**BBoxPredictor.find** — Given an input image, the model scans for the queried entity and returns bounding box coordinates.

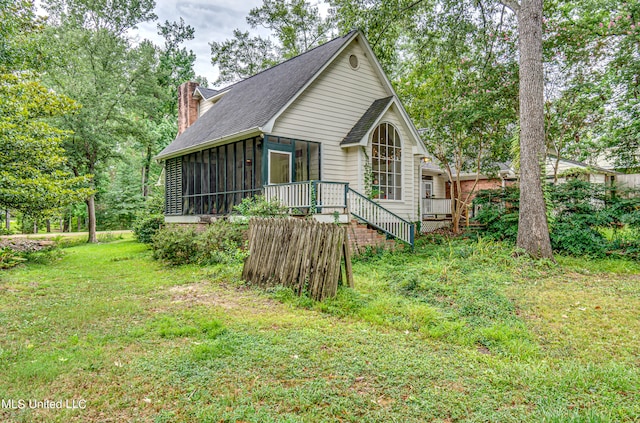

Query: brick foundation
[346,220,398,254]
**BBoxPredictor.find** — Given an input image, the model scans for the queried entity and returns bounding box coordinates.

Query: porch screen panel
[165,157,183,215]
[235,141,244,206]
[226,143,235,214]
[245,140,254,195]
[194,151,202,214]
[177,137,267,216]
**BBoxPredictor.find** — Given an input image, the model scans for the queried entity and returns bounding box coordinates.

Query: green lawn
[0,236,638,422]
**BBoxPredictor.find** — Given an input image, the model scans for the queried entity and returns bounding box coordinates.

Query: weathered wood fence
[242,218,353,301]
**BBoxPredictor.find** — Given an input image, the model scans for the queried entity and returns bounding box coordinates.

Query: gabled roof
[546,155,619,175]
[195,86,218,100]
[157,31,358,159]
[341,96,393,146]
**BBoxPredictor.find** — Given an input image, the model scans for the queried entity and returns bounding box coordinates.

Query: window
[371,122,401,200]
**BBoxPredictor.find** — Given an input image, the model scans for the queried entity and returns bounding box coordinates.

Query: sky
[133,0,266,85]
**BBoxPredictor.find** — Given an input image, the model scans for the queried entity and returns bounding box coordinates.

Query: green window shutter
[165,157,183,215]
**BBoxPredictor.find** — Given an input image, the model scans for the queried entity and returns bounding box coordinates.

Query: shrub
[233,195,287,217]
[0,248,26,269]
[473,181,640,257]
[132,214,164,244]
[196,220,247,265]
[151,220,247,266]
[473,186,519,242]
[151,225,200,265]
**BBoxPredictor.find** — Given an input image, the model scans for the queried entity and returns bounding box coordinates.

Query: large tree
[211,0,335,86]
[42,0,158,242]
[397,0,518,233]
[0,0,89,220]
[500,0,554,258]
[332,0,554,257]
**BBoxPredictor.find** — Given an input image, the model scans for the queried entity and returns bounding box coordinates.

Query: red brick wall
[446,178,504,201]
[177,81,200,135]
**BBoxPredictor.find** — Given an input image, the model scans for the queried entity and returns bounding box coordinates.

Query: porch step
[347,220,398,254]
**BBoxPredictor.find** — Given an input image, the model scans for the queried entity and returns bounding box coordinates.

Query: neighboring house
[418,160,514,221]
[418,155,621,227]
[544,155,618,185]
[156,31,428,245]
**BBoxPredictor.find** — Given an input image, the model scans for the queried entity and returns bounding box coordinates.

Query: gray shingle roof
[195,86,218,100]
[340,96,393,146]
[158,31,358,159]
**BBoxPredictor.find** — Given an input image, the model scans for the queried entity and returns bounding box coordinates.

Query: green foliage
[247,0,334,59]
[151,220,247,266]
[210,0,334,85]
[0,72,92,217]
[0,248,27,269]
[196,221,247,265]
[0,239,61,269]
[151,225,199,265]
[473,186,520,242]
[209,29,277,85]
[474,182,640,258]
[132,214,164,244]
[233,195,288,217]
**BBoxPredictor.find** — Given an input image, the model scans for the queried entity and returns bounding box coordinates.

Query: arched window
[371,122,401,200]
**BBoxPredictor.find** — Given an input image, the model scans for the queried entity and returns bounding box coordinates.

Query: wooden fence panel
[242,218,353,301]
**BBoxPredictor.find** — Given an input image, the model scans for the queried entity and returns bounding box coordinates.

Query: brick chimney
[177,81,200,135]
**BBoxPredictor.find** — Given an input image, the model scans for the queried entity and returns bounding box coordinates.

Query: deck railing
[421,198,452,216]
[264,181,348,212]
[348,188,414,246]
[264,181,414,247]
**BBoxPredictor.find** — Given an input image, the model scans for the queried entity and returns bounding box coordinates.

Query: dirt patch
[168,282,279,313]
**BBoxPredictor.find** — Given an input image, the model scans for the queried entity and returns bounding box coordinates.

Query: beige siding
[433,176,447,198]
[617,174,640,189]
[271,39,389,185]
[370,107,421,221]
[198,99,213,117]
[271,37,423,221]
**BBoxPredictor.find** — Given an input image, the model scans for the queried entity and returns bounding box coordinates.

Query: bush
[0,248,26,269]
[197,220,247,265]
[151,225,200,265]
[132,214,164,244]
[473,181,640,257]
[473,186,520,242]
[151,220,247,266]
[233,195,287,217]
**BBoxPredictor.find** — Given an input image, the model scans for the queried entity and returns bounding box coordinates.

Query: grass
[0,234,638,422]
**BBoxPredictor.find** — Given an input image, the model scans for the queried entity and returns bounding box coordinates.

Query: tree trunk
[86,195,97,243]
[63,217,70,233]
[142,145,152,197]
[5,210,9,231]
[46,219,51,233]
[77,216,81,232]
[516,0,554,259]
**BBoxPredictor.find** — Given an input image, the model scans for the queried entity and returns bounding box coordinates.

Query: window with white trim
[371,122,401,200]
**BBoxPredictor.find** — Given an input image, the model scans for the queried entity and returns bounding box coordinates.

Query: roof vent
[349,54,359,70]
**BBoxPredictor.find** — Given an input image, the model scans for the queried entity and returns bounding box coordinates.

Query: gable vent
[349,54,359,69]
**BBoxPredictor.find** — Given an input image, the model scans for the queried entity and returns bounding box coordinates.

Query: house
[417,154,622,230]
[544,156,618,185]
[156,31,428,245]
